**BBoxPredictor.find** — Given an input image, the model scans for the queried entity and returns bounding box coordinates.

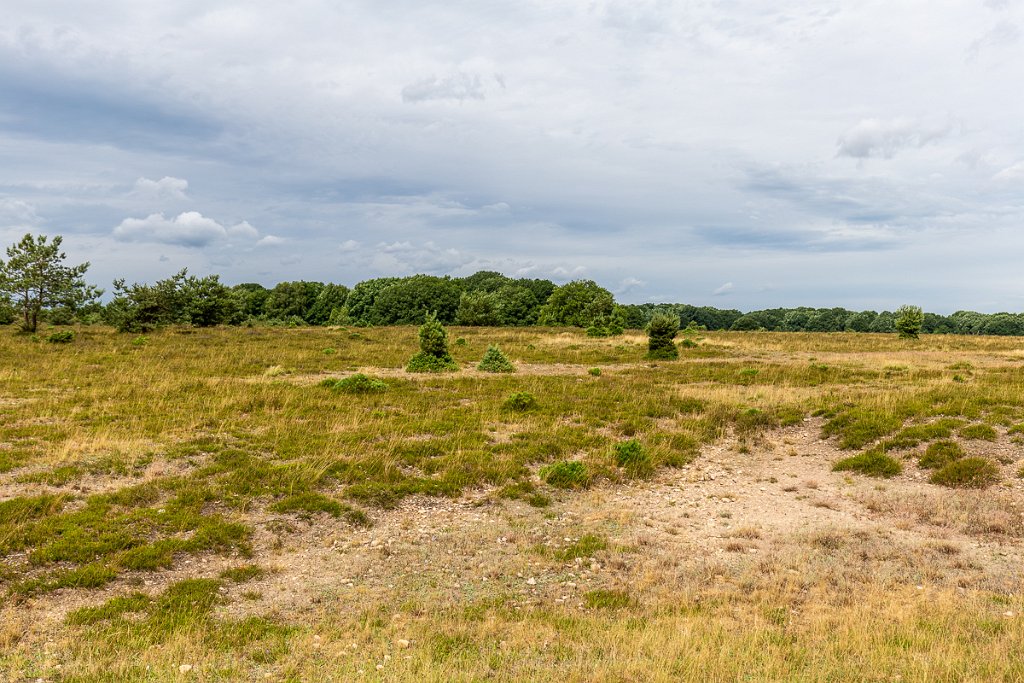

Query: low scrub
[613,439,653,478]
[47,330,74,344]
[918,440,965,469]
[540,460,589,489]
[833,449,902,478]
[958,424,998,441]
[320,374,387,393]
[930,457,1001,489]
[503,391,538,412]
[477,345,515,373]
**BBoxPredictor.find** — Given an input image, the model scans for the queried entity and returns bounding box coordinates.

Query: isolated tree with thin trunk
[0,234,98,333]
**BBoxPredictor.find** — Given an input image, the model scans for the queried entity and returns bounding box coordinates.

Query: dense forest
[3,264,1024,336]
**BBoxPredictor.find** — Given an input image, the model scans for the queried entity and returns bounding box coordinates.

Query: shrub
[320,374,388,393]
[131,335,149,347]
[918,440,965,469]
[540,461,589,488]
[46,330,74,344]
[477,345,515,373]
[833,449,902,478]
[613,439,653,478]
[930,457,1000,488]
[407,312,458,373]
[959,424,997,441]
[895,304,924,339]
[647,313,679,360]
[588,367,601,376]
[503,391,537,411]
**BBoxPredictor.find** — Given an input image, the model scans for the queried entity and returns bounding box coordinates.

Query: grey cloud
[967,20,1021,58]
[401,72,485,103]
[836,118,952,159]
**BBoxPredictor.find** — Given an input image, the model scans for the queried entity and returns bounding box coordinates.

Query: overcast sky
[2,1,1023,312]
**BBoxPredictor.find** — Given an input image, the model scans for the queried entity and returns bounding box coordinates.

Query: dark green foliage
[503,391,537,411]
[305,283,350,325]
[0,233,99,332]
[477,345,515,373]
[647,312,679,359]
[895,305,924,339]
[320,374,388,393]
[107,270,235,331]
[930,457,1000,488]
[370,275,461,325]
[407,312,458,372]
[588,367,602,376]
[613,439,653,478]
[46,329,74,343]
[586,312,625,337]
[540,461,589,488]
[833,449,903,477]
[919,440,967,469]
[959,423,997,441]
[263,281,324,322]
[538,280,615,327]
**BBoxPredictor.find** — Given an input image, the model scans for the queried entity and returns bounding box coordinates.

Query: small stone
[178,664,193,674]
[397,639,411,649]
[526,577,537,586]
[1005,611,1015,618]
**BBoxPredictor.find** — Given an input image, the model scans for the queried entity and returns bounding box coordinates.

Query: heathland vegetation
[2,233,1024,680]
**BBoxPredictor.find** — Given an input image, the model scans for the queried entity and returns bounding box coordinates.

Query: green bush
[613,439,653,478]
[477,345,515,373]
[46,330,74,344]
[833,449,902,478]
[503,391,537,411]
[894,304,924,339]
[540,461,589,489]
[406,312,458,373]
[930,457,1000,488]
[959,424,997,441]
[918,440,965,469]
[320,374,388,393]
[647,313,679,360]
[588,367,601,376]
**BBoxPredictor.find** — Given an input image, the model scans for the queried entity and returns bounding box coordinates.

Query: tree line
[2,232,1023,336]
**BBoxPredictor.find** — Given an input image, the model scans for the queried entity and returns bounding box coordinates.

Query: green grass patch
[540,461,590,489]
[918,440,966,469]
[833,449,903,478]
[555,534,608,561]
[958,424,998,441]
[584,589,632,609]
[320,373,388,393]
[930,458,1001,489]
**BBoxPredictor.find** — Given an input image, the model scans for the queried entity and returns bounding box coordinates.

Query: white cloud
[836,118,952,159]
[131,176,189,200]
[339,239,360,252]
[993,161,1024,181]
[0,199,42,227]
[616,277,645,295]
[712,282,734,296]
[112,211,259,247]
[255,234,285,247]
[228,220,258,239]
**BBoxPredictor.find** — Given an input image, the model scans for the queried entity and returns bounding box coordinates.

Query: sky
[1,1,1023,313]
